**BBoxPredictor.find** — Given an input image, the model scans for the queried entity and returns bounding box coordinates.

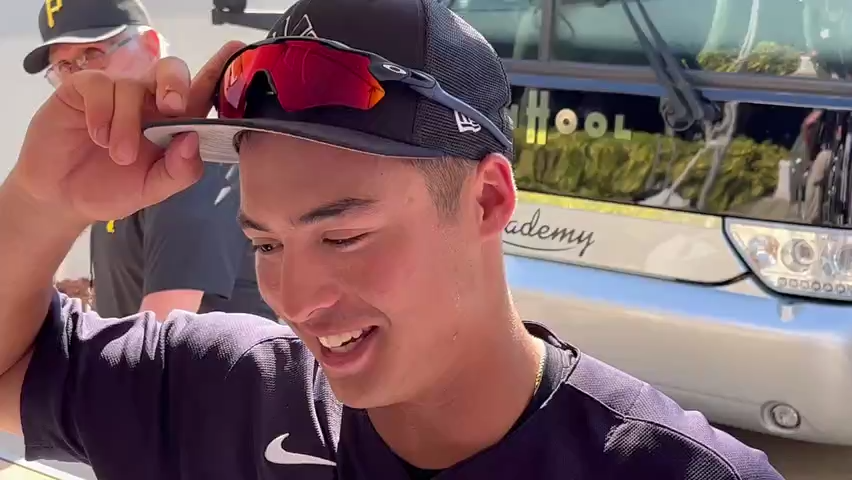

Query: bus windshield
[450,0,852,79]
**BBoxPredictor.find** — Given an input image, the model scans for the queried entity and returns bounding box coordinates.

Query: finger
[151,56,192,116]
[57,70,115,148]
[108,79,148,166]
[139,132,204,206]
[186,41,247,117]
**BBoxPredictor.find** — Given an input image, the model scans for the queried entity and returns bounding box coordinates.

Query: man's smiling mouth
[318,326,377,354]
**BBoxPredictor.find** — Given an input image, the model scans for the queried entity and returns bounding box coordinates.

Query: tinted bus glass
[449,1,852,226]
[508,85,852,224]
[550,0,826,77]
[453,0,852,78]
[444,0,540,59]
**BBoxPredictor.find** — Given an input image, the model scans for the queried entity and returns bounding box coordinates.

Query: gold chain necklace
[533,345,546,394]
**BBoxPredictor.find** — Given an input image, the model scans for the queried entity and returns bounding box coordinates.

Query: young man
[0,0,782,478]
[22,0,274,320]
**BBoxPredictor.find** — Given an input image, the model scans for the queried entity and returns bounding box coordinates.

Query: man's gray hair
[125,25,170,58]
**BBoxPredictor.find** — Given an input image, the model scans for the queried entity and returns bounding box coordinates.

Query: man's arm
[0,180,87,435]
[139,289,203,318]
[9,289,285,469]
[140,164,248,319]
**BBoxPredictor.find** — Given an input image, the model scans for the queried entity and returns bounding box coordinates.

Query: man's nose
[274,251,339,324]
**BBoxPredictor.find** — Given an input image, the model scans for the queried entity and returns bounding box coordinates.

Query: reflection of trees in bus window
[508,85,823,224]
[444,0,541,59]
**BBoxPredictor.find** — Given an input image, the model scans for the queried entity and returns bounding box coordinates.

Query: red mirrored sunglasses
[215,36,511,150]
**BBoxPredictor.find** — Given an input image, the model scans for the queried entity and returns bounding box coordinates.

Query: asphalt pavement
[0,0,850,478]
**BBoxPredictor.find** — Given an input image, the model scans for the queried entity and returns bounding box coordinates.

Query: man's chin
[286,323,397,407]
[326,377,392,409]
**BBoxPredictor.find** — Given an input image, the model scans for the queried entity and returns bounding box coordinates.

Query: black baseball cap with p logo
[22,0,151,74]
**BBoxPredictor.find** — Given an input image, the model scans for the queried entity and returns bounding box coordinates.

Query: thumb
[140,132,203,205]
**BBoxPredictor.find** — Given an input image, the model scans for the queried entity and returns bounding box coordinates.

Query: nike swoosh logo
[264,433,336,466]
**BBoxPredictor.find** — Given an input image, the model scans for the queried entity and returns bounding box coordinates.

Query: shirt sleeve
[141,163,248,298]
[20,290,284,473]
[607,382,783,479]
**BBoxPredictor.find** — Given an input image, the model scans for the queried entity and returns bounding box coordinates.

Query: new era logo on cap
[454,111,482,134]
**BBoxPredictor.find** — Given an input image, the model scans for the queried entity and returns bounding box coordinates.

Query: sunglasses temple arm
[413,85,513,151]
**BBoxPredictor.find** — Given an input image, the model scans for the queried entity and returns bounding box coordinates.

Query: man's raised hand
[9,41,245,227]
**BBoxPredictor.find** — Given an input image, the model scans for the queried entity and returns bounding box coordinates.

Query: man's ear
[473,153,516,240]
[139,29,161,57]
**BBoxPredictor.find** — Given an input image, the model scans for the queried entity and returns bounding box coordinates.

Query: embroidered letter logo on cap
[45,0,64,28]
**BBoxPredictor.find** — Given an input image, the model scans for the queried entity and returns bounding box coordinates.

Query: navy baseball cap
[23,0,151,74]
[143,0,514,163]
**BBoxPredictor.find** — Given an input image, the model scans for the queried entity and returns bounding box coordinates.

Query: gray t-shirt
[90,163,275,320]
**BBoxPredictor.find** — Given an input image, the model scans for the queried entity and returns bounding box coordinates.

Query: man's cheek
[348,249,407,298]
[256,260,282,309]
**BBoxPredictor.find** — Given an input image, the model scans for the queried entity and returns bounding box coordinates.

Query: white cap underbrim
[143,117,444,163]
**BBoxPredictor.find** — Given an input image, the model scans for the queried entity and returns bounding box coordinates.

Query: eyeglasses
[45,35,135,87]
[216,36,512,150]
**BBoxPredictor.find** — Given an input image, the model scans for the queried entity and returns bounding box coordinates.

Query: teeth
[318,328,369,349]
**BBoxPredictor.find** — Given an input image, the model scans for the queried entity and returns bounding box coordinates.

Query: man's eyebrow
[236,198,377,231]
[237,211,272,232]
[298,197,377,225]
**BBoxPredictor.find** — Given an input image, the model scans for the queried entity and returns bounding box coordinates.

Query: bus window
[508,85,821,224]
[446,0,541,59]
[549,0,825,78]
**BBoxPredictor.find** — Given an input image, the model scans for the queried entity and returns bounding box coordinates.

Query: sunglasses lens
[218,40,386,118]
[219,48,259,117]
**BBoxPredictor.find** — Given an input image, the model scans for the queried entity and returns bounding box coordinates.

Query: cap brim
[23,25,128,74]
[143,118,445,164]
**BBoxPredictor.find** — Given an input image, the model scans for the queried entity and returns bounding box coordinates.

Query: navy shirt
[21,293,783,479]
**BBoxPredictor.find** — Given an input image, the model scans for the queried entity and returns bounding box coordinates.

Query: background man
[22,0,275,320]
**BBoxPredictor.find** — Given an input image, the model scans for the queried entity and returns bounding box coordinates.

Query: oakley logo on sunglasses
[454,111,482,134]
[382,64,407,75]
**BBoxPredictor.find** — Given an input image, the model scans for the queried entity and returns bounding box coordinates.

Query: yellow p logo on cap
[45,0,63,28]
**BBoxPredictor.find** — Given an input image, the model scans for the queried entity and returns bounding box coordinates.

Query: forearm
[139,289,204,321]
[0,179,87,376]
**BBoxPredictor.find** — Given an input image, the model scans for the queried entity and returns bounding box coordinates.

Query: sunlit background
[0,0,850,478]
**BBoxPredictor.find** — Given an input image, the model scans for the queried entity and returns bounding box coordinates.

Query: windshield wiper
[594,0,719,131]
